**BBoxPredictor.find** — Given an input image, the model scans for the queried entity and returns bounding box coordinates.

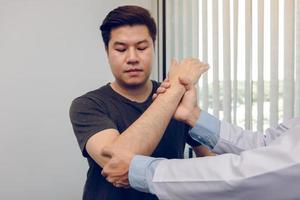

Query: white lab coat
[149,117,300,200]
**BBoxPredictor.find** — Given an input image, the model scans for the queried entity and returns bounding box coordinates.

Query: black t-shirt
[69,80,200,200]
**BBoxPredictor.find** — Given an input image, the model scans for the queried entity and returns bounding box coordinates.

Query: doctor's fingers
[106,175,129,186]
[102,162,128,178]
[112,181,130,188]
[152,80,171,100]
[112,177,130,188]
[152,87,167,100]
[101,164,117,177]
[114,183,130,188]
[101,166,123,178]
[106,175,121,183]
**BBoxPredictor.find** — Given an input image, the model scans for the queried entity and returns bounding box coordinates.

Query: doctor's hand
[153,78,200,127]
[101,147,134,188]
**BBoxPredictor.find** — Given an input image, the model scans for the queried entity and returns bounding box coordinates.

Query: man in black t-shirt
[69,5,209,200]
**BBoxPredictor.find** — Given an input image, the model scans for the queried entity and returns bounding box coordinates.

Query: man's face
[107,25,154,88]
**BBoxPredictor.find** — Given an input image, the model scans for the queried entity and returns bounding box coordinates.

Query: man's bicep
[86,129,120,168]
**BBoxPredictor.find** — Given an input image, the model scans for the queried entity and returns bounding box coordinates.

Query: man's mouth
[125,68,143,73]
[124,68,143,76]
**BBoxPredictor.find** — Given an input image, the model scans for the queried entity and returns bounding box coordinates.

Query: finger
[116,180,129,187]
[164,75,169,82]
[106,175,128,187]
[102,163,117,178]
[152,93,157,100]
[115,177,130,187]
[162,77,170,83]
[156,87,166,94]
[107,177,115,184]
[114,178,129,188]
[101,160,117,177]
[113,182,125,188]
[114,182,129,188]
[101,169,107,177]
[117,174,129,185]
[160,81,171,89]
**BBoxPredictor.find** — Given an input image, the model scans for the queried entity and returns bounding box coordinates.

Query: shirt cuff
[188,111,221,150]
[128,155,164,193]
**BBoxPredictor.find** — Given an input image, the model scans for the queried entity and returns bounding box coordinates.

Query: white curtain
[165,0,300,132]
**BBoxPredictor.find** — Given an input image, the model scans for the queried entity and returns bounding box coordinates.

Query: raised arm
[85,58,208,167]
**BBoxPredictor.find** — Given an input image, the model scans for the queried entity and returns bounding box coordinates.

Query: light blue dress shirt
[128,111,221,193]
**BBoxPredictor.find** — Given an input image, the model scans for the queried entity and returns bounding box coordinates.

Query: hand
[153,78,200,126]
[168,58,209,85]
[101,147,134,188]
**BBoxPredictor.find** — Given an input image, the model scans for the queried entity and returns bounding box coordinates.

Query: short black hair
[100,5,157,49]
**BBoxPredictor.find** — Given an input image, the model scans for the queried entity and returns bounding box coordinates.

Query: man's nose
[126,48,139,65]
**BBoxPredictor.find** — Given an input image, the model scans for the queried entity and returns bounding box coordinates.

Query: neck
[111,80,153,102]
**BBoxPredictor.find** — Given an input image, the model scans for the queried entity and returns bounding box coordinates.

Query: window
[164,0,300,133]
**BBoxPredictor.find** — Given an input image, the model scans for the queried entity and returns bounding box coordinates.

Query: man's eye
[116,49,126,52]
[137,46,147,51]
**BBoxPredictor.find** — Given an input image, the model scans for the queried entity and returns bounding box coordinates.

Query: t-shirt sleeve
[69,96,117,157]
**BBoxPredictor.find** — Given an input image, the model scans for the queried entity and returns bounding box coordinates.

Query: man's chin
[120,79,149,89]
[124,82,146,89]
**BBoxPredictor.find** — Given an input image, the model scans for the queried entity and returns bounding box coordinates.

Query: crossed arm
[101,67,215,187]
[85,59,209,186]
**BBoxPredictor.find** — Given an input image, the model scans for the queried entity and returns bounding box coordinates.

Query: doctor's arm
[129,123,300,200]
[184,110,290,155]
[154,80,285,155]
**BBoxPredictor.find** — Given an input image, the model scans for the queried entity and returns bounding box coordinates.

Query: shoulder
[73,84,112,103]
[69,84,112,114]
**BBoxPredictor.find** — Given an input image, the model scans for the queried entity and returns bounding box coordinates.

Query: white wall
[0,0,154,199]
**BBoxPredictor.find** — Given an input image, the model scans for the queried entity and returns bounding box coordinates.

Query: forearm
[111,80,186,155]
[110,58,208,155]
[89,83,184,168]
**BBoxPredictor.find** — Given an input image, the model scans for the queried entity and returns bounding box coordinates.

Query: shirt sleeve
[188,111,221,150]
[69,96,117,157]
[213,118,296,154]
[128,155,165,193]
[188,111,296,155]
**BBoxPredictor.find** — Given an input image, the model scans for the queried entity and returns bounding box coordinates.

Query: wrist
[185,106,201,127]
[168,78,186,94]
